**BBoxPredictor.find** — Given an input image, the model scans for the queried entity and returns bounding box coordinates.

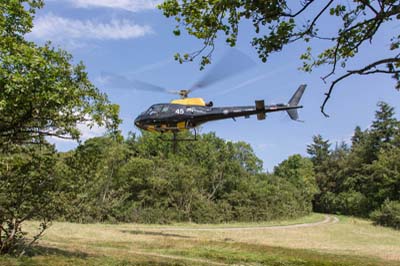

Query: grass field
[1,213,400,266]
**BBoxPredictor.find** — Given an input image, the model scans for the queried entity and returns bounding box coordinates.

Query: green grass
[0,246,201,266]
[1,213,400,266]
[0,254,196,266]
[158,240,399,266]
[1,240,397,266]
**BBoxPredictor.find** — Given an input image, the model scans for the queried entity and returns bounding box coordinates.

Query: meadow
[1,213,400,266]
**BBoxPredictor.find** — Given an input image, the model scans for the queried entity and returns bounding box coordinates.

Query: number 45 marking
[175,109,184,115]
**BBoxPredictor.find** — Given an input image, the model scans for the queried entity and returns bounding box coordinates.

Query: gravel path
[145,215,338,231]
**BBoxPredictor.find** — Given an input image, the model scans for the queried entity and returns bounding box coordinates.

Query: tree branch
[321,57,400,117]
[359,0,379,15]
[282,0,315,17]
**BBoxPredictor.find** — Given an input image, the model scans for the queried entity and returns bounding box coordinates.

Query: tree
[0,1,120,145]
[371,102,399,145]
[273,154,318,213]
[307,135,335,211]
[354,102,400,164]
[0,1,120,254]
[60,136,128,223]
[364,145,400,209]
[0,144,63,255]
[159,1,400,115]
[351,126,365,145]
[307,135,331,166]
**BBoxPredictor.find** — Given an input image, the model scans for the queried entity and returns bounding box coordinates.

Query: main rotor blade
[100,72,172,93]
[191,49,256,91]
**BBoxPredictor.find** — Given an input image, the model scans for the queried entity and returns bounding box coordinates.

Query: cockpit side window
[161,105,169,113]
[146,104,163,115]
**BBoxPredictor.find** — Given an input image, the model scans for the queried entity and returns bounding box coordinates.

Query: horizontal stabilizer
[287,109,299,121]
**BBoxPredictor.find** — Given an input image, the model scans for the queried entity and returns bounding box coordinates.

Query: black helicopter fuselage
[134,84,306,133]
[134,103,301,133]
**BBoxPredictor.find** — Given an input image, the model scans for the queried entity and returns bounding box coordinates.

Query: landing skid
[158,128,198,142]
[158,128,198,153]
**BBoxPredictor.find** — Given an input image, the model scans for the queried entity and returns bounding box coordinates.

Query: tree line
[308,102,400,228]
[1,131,317,254]
[54,132,317,224]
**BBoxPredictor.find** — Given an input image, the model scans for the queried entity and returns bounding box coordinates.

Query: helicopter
[134,84,306,141]
[101,49,306,142]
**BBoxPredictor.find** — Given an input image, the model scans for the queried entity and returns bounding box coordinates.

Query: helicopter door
[160,105,171,116]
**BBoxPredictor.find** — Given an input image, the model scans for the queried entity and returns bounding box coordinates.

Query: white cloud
[47,123,107,146]
[31,13,153,41]
[79,123,108,140]
[64,0,161,12]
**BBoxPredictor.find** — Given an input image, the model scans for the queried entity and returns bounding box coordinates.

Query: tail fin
[287,84,306,121]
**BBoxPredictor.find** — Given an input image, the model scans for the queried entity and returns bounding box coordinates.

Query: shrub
[370,200,400,230]
[0,145,64,255]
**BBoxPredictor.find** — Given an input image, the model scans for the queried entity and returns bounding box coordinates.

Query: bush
[0,145,64,255]
[370,200,400,230]
[337,191,369,216]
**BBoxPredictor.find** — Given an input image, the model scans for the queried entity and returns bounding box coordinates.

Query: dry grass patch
[173,216,400,261]
[5,214,400,266]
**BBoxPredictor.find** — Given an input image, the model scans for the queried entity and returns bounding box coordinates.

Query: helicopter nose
[134,116,142,129]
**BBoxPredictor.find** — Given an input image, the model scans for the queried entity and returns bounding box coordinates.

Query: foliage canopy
[0,0,120,145]
[159,0,400,115]
[58,132,316,224]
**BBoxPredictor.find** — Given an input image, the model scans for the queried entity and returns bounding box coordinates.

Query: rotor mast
[179,90,190,99]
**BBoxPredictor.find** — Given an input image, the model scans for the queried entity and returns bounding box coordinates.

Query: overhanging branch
[321,57,400,117]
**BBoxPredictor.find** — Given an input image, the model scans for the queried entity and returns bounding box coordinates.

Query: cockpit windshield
[145,104,167,115]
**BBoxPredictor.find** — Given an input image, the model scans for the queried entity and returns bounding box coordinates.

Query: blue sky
[29,1,400,171]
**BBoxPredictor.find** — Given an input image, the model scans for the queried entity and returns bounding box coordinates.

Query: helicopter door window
[161,105,169,113]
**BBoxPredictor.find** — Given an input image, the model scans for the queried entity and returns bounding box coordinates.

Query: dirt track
[142,215,338,231]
